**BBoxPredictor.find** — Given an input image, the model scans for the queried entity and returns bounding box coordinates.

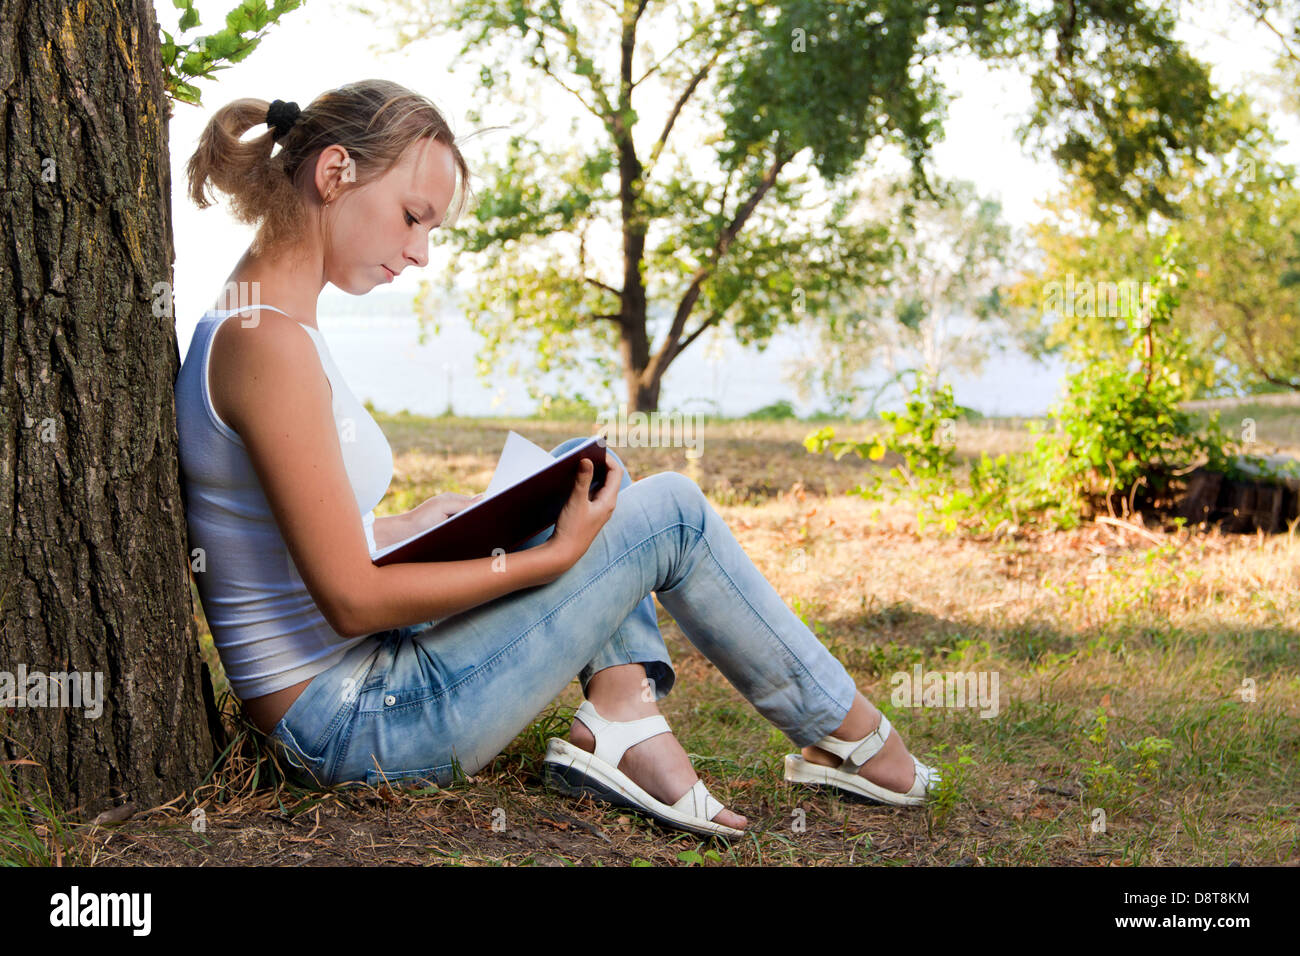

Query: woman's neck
[218,244,324,328]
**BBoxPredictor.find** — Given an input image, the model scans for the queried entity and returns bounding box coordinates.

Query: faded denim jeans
[267,437,859,789]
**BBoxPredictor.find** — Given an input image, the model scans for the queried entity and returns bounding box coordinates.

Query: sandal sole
[543,738,745,839]
[783,753,938,807]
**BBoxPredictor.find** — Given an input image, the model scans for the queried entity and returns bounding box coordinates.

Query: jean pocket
[269,718,335,787]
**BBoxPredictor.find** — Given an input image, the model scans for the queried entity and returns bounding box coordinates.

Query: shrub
[743,399,799,421]
[805,235,1279,534]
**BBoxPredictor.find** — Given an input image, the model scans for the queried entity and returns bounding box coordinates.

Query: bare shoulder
[208,315,321,435]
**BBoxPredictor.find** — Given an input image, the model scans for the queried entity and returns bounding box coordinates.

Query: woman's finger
[575,458,593,492]
[595,454,622,506]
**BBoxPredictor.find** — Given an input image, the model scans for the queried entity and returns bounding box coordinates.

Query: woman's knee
[551,435,634,488]
[633,470,708,520]
[549,436,589,456]
[604,446,633,488]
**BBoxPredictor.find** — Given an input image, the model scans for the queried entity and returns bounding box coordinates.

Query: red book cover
[371,433,609,565]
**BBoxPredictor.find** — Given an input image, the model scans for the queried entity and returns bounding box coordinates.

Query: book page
[369,432,599,562]
[483,431,556,497]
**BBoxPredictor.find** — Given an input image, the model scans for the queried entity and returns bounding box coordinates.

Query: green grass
[5,409,1297,865]
[0,741,81,866]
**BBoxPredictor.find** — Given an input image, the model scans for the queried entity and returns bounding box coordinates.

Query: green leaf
[180,49,210,75]
[204,31,241,60]
[225,42,257,64]
[173,81,202,105]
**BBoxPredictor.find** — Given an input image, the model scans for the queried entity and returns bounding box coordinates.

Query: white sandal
[783,711,941,807]
[543,700,745,839]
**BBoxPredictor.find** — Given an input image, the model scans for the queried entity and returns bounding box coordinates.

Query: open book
[370,431,609,566]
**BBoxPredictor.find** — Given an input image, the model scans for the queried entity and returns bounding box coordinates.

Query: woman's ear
[314,144,354,204]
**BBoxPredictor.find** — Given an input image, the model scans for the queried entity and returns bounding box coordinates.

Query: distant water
[177,289,1068,419]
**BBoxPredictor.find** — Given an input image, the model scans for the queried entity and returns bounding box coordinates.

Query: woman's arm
[371,513,412,551]
[343,458,618,638]
[214,318,611,640]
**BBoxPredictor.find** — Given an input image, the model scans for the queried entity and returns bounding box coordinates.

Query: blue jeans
[267,437,859,789]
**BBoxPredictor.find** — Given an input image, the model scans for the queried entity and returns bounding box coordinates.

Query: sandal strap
[908,756,939,796]
[574,700,672,770]
[813,712,892,773]
[670,779,726,823]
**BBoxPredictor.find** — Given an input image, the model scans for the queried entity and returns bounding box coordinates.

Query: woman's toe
[715,807,747,830]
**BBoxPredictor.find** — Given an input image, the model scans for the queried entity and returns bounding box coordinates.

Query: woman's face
[318,136,458,294]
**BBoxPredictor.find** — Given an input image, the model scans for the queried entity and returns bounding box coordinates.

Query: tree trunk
[618,302,663,413]
[0,0,219,819]
[620,340,662,414]
[627,376,662,414]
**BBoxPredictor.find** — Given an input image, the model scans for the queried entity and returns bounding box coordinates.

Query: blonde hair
[185,79,478,257]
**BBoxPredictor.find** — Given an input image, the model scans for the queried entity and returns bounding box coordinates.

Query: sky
[159,0,1300,410]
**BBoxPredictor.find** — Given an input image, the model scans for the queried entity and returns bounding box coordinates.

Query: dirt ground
[15,414,1300,866]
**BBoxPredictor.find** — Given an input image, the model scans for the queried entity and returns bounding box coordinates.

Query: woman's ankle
[828,693,878,741]
[585,663,656,719]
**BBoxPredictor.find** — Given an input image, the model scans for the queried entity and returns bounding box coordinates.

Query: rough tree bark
[0,0,220,819]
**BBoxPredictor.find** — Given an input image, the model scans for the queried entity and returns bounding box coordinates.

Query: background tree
[784,176,1017,416]
[1011,94,1300,395]
[362,0,1235,413]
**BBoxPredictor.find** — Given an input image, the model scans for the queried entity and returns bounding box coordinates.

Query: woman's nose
[404,240,429,270]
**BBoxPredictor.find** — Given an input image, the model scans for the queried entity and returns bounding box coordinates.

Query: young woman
[175,79,939,839]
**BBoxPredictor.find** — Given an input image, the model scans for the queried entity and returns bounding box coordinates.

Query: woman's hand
[411,491,484,530]
[545,452,623,570]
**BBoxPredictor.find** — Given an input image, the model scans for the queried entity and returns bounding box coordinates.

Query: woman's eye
[404,210,418,226]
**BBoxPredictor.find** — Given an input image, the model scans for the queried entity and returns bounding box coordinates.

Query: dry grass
[11,412,1299,866]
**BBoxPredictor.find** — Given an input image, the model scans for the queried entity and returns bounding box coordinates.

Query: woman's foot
[800,692,921,795]
[570,665,748,831]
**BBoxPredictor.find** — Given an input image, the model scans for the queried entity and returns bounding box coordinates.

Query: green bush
[804,374,970,532]
[1027,239,1236,510]
[805,235,1278,534]
[743,399,799,421]
[532,393,601,421]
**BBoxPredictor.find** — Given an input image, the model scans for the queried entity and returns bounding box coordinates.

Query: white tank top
[175,304,394,700]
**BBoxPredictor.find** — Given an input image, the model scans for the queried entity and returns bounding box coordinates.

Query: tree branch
[1231,0,1300,64]
[632,16,717,88]
[536,51,607,120]
[1231,298,1300,389]
[646,48,722,172]
[529,16,618,125]
[648,145,794,380]
[585,275,623,297]
[673,310,725,360]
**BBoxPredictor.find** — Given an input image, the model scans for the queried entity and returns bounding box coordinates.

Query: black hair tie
[266,99,301,141]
